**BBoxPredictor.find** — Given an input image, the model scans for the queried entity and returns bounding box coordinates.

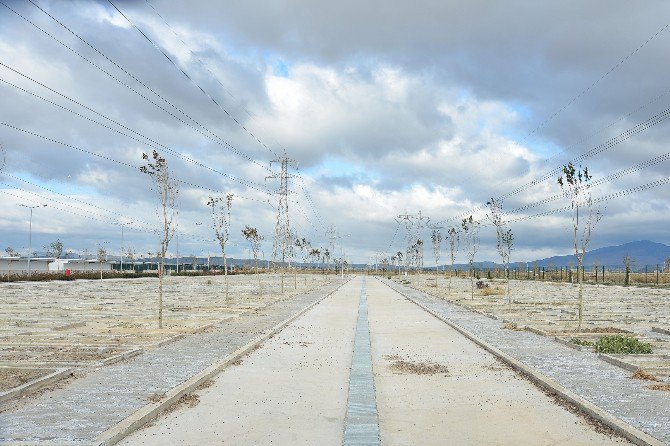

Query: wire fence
[448,264,670,287]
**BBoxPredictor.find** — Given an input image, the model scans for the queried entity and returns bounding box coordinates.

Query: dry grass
[480,286,505,296]
[631,369,659,382]
[577,327,631,334]
[503,322,524,331]
[148,392,166,403]
[648,384,670,391]
[384,355,449,375]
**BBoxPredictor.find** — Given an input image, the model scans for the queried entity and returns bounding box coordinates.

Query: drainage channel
[343,278,380,446]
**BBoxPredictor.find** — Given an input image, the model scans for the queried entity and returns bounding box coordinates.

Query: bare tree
[323,248,331,273]
[558,162,602,331]
[124,247,136,272]
[207,194,233,302]
[242,225,264,292]
[447,228,459,295]
[623,255,634,286]
[487,198,514,303]
[396,251,403,275]
[295,237,311,285]
[45,239,64,259]
[665,257,670,273]
[309,247,321,273]
[431,229,442,287]
[5,247,19,257]
[140,150,179,329]
[461,215,480,299]
[97,247,106,280]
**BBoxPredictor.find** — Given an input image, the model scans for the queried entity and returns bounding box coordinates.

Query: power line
[3,0,275,177]
[110,0,280,159]
[435,103,670,225]
[0,68,269,193]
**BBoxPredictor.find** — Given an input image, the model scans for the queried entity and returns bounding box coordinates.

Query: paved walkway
[121,276,361,446]
[0,279,346,444]
[121,276,630,445]
[383,278,670,445]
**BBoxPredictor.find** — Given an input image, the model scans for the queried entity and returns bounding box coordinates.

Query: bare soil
[384,355,450,375]
[0,368,51,392]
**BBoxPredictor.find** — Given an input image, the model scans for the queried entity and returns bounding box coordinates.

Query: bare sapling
[242,225,264,293]
[323,248,331,275]
[140,150,178,329]
[447,227,459,295]
[461,215,480,299]
[45,239,64,259]
[430,228,442,287]
[309,247,321,277]
[207,194,233,302]
[97,246,106,280]
[558,162,602,331]
[623,255,633,286]
[487,198,514,303]
[295,237,311,286]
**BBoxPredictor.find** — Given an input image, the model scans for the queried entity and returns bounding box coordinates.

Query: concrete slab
[366,278,631,445]
[119,277,362,446]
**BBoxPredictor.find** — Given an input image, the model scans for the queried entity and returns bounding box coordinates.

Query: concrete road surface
[121,276,630,445]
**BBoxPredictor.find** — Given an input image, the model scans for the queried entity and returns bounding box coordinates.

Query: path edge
[95,278,351,446]
[383,278,665,446]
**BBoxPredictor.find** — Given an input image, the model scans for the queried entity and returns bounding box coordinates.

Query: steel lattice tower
[267,152,296,268]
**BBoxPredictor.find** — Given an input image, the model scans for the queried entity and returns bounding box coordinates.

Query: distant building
[0,257,52,274]
[0,257,113,275]
[50,259,112,272]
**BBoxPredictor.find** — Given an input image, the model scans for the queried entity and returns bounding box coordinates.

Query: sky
[0,0,669,265]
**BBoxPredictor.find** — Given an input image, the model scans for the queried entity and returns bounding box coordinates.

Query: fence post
[657,264,660,286]
[645,265,648,283]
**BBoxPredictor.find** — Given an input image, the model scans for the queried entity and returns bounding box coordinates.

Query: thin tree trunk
[159,254,164,329]
[223,249,229,303]
[506,263,510,304]
[578,258,583,331]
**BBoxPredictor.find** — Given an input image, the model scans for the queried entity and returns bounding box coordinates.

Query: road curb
[94,278,351,446]
[0,367,73,405]
[384,279,665,446]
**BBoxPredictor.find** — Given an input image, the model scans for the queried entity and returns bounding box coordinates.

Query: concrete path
[119,276,632,445]
[120,277,362,445]
[0,279,345,444]
[367,277,629,445]
[383,278,670,444]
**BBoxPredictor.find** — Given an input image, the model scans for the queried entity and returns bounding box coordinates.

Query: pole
[28,207,33,277]
[176,234,179,273]
[121,225,124,273]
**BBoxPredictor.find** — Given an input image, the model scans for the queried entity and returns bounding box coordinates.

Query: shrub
[570,338,594,347]
[595,335,652,354]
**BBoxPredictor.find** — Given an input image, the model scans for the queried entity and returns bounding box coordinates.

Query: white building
[0,257,113,275]
[49,259,112,272]
[0,257,52,274]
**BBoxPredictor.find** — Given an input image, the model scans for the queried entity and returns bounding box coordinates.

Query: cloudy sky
[1,0,669,264]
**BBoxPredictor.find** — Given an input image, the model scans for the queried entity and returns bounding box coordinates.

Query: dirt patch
[48,347,123,362]
[168,393,200,411]
[148,392,166,403]
[196,379,214,390]
[503,322,524,331]
[0,368,51,392]
[648,384,670,391]
[574,327,631,334]
[384,355,449,375]
[631,369,659,382]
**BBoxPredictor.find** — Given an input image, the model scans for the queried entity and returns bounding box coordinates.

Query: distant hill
[532,240,670,268]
